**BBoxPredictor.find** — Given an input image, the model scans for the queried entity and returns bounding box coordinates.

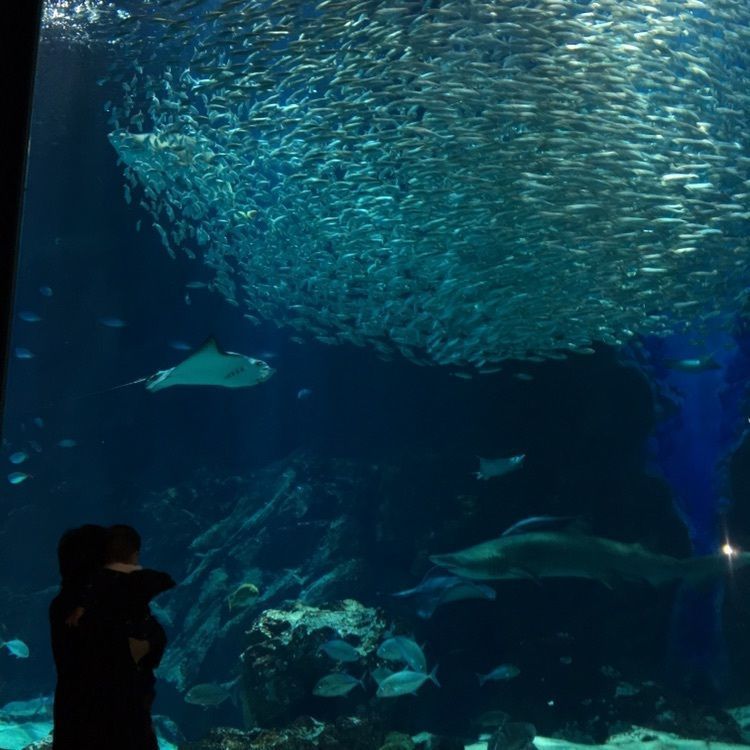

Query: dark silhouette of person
[50,524,175,750]
[50,524,107,750]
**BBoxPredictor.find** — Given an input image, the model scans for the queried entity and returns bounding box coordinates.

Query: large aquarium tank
[3,0,750,748]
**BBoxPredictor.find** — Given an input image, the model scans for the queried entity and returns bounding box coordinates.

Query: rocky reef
[177,717,468,750]
[179,716,383,750]
[149,453,388,695]
[80,448,747,749]
[239,600,387,727]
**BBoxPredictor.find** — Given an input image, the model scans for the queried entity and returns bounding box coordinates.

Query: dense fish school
[48,0,750,368]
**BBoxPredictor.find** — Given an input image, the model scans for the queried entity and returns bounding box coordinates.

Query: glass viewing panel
[1,1,750,749]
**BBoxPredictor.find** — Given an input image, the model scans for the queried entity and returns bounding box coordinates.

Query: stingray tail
[56,375,152,404]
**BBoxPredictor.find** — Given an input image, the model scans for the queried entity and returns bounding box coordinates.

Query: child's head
[105,524,141,565]
[58,525,107,586]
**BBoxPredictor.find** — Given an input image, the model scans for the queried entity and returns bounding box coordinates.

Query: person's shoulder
[134,567,175,584]
[132,566,167,576]
[130,567,177,595]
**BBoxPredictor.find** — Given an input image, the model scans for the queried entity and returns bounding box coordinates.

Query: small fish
[98,317,127,328]
[477,664,520,686]
[474,454,525,480]
[370,666,394,686]
[664,355,721,372]
[185,281,208,289]
[1,639,30,658]
[0,694,53,718]
[8,452,28,465]
[377,637,427,673]
[560,656,573,665]
[312,672,365,697]
[8,472,31,485]
[376,666,439,698]
[39,286,53,297]
[227,582,259,610]
[17,311,42,323]
[169,340,193,351]
[318,639,360,663]
[57,439,78,448]
[296,387,313,400]
[32,418,44,429]
[28,440,42,453]
[184,678,238,707]
[14,348,34,360]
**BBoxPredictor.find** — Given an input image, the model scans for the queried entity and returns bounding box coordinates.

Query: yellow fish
[227,582,260,610]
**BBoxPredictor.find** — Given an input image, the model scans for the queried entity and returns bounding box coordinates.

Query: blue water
[1,24,750,750]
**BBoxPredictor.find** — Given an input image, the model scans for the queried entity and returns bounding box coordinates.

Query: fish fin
[429,664,440,688]
[222,675,242,707]
[509,568,542,585]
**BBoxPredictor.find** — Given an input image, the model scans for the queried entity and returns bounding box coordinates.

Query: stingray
[67,338,275,402]
[141,338,274,392]
[145,337,274,391]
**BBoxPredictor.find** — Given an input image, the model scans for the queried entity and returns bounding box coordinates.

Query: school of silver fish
[46,0,750,370]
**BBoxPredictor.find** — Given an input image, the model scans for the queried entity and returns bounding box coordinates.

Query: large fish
[146,338,274,392]
[429,531,750,588]
[391,574,496,618]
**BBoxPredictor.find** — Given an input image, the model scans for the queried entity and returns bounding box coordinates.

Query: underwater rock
[487,722,537,750]
[240,599,388,727]
[179,726,253,750]
[597,681,742,743]
[156,453,382,693]
[179,715,385,750]
[726,707,750,744]
[411,733,464,750]
[538,670,744,746]
[378,731,415,750]
[298,558,367,604]
[21,737,52,750]
[531,727,750,750]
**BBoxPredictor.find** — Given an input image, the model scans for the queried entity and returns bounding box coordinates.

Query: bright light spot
[722,542,736,558]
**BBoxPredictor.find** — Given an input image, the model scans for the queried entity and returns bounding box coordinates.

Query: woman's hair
[57,524,107,586]
[104,524,141,564]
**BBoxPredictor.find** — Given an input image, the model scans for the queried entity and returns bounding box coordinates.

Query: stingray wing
[146,337,274,391]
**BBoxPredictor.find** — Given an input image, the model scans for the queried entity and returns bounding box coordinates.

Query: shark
[429,530,750,588]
